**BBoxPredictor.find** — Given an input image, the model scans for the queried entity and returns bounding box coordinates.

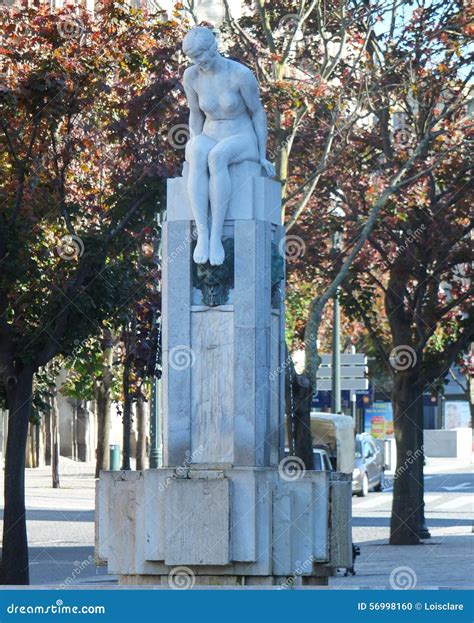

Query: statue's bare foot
[209,234,225,266]
[193,235,209,264]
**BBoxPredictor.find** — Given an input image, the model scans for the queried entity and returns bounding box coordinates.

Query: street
[0,457,472,588]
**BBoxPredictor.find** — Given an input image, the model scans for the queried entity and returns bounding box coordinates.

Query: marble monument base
[96,467,351,585]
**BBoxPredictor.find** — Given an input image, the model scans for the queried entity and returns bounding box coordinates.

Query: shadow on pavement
[353,517,472,528]
[0,509,94,522]
[27,546,109,586]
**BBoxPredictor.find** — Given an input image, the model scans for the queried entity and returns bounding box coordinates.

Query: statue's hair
[182,27,217,55]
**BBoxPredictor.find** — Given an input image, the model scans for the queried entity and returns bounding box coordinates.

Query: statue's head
[182,27,218,71]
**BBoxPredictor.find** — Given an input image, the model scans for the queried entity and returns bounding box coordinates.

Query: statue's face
[185,45,216,71]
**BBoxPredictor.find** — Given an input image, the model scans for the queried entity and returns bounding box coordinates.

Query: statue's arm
[239,69,275,177]
[183,68,204,138]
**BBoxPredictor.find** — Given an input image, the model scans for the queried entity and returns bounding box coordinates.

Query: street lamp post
[149,211,163,469]
[331,229,342,414]
[149,375,161,468]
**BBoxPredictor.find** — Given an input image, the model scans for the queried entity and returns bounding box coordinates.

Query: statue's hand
[260,158,276,178]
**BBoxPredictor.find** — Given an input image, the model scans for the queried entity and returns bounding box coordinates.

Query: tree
[287,1,472,542]
[0,2,181,583]
[338,112,472,543]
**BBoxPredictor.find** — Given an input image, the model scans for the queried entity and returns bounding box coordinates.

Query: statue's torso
[189,60,256,141]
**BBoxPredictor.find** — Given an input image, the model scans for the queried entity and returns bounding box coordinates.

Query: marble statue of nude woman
[182,27,275,266]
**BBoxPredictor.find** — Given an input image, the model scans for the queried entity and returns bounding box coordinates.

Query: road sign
[317,379,368,391]
[320,354,366,364]
[317,353,368,391]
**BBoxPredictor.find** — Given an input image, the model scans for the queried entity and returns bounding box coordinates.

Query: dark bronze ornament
[271,241,284,307]
[192,238,234,307]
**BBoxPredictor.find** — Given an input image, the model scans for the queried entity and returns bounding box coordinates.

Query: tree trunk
[37,420,45,468]
[121,358,132,471]
[1,368,35,585]
[389,372,424,545]
[25,423,34,468]
[95,387,111,478]
[136,395,147,471]
[51,395,60,489]
[417,423,430,539]
[95,336,113,479]
[286,366,315,470]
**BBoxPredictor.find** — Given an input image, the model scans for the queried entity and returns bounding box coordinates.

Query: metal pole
[149,377,161,468]
[350,346,357,421]
[149,210,163,469]
[332,286,341,413]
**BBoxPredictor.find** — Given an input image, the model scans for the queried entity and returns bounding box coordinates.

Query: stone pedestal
[162,161,285,469]
[96,162,352,585]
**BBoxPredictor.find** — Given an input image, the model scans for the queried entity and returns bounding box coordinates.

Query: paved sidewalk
[423,456,473,475]
[329,526,473,589]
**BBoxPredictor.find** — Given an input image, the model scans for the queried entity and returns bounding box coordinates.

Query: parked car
[313,445,333,471]
[283,445,333,471]
[352,433,385,496]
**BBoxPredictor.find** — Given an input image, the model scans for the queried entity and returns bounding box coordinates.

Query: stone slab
[164,476,230,566]
[106,471,143,575]
[95,473,110,563]
[312,476,330,562]
[272,472,330,575]
[191,308,234,463]
[161,220,192,467]
[330,477,352,569]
